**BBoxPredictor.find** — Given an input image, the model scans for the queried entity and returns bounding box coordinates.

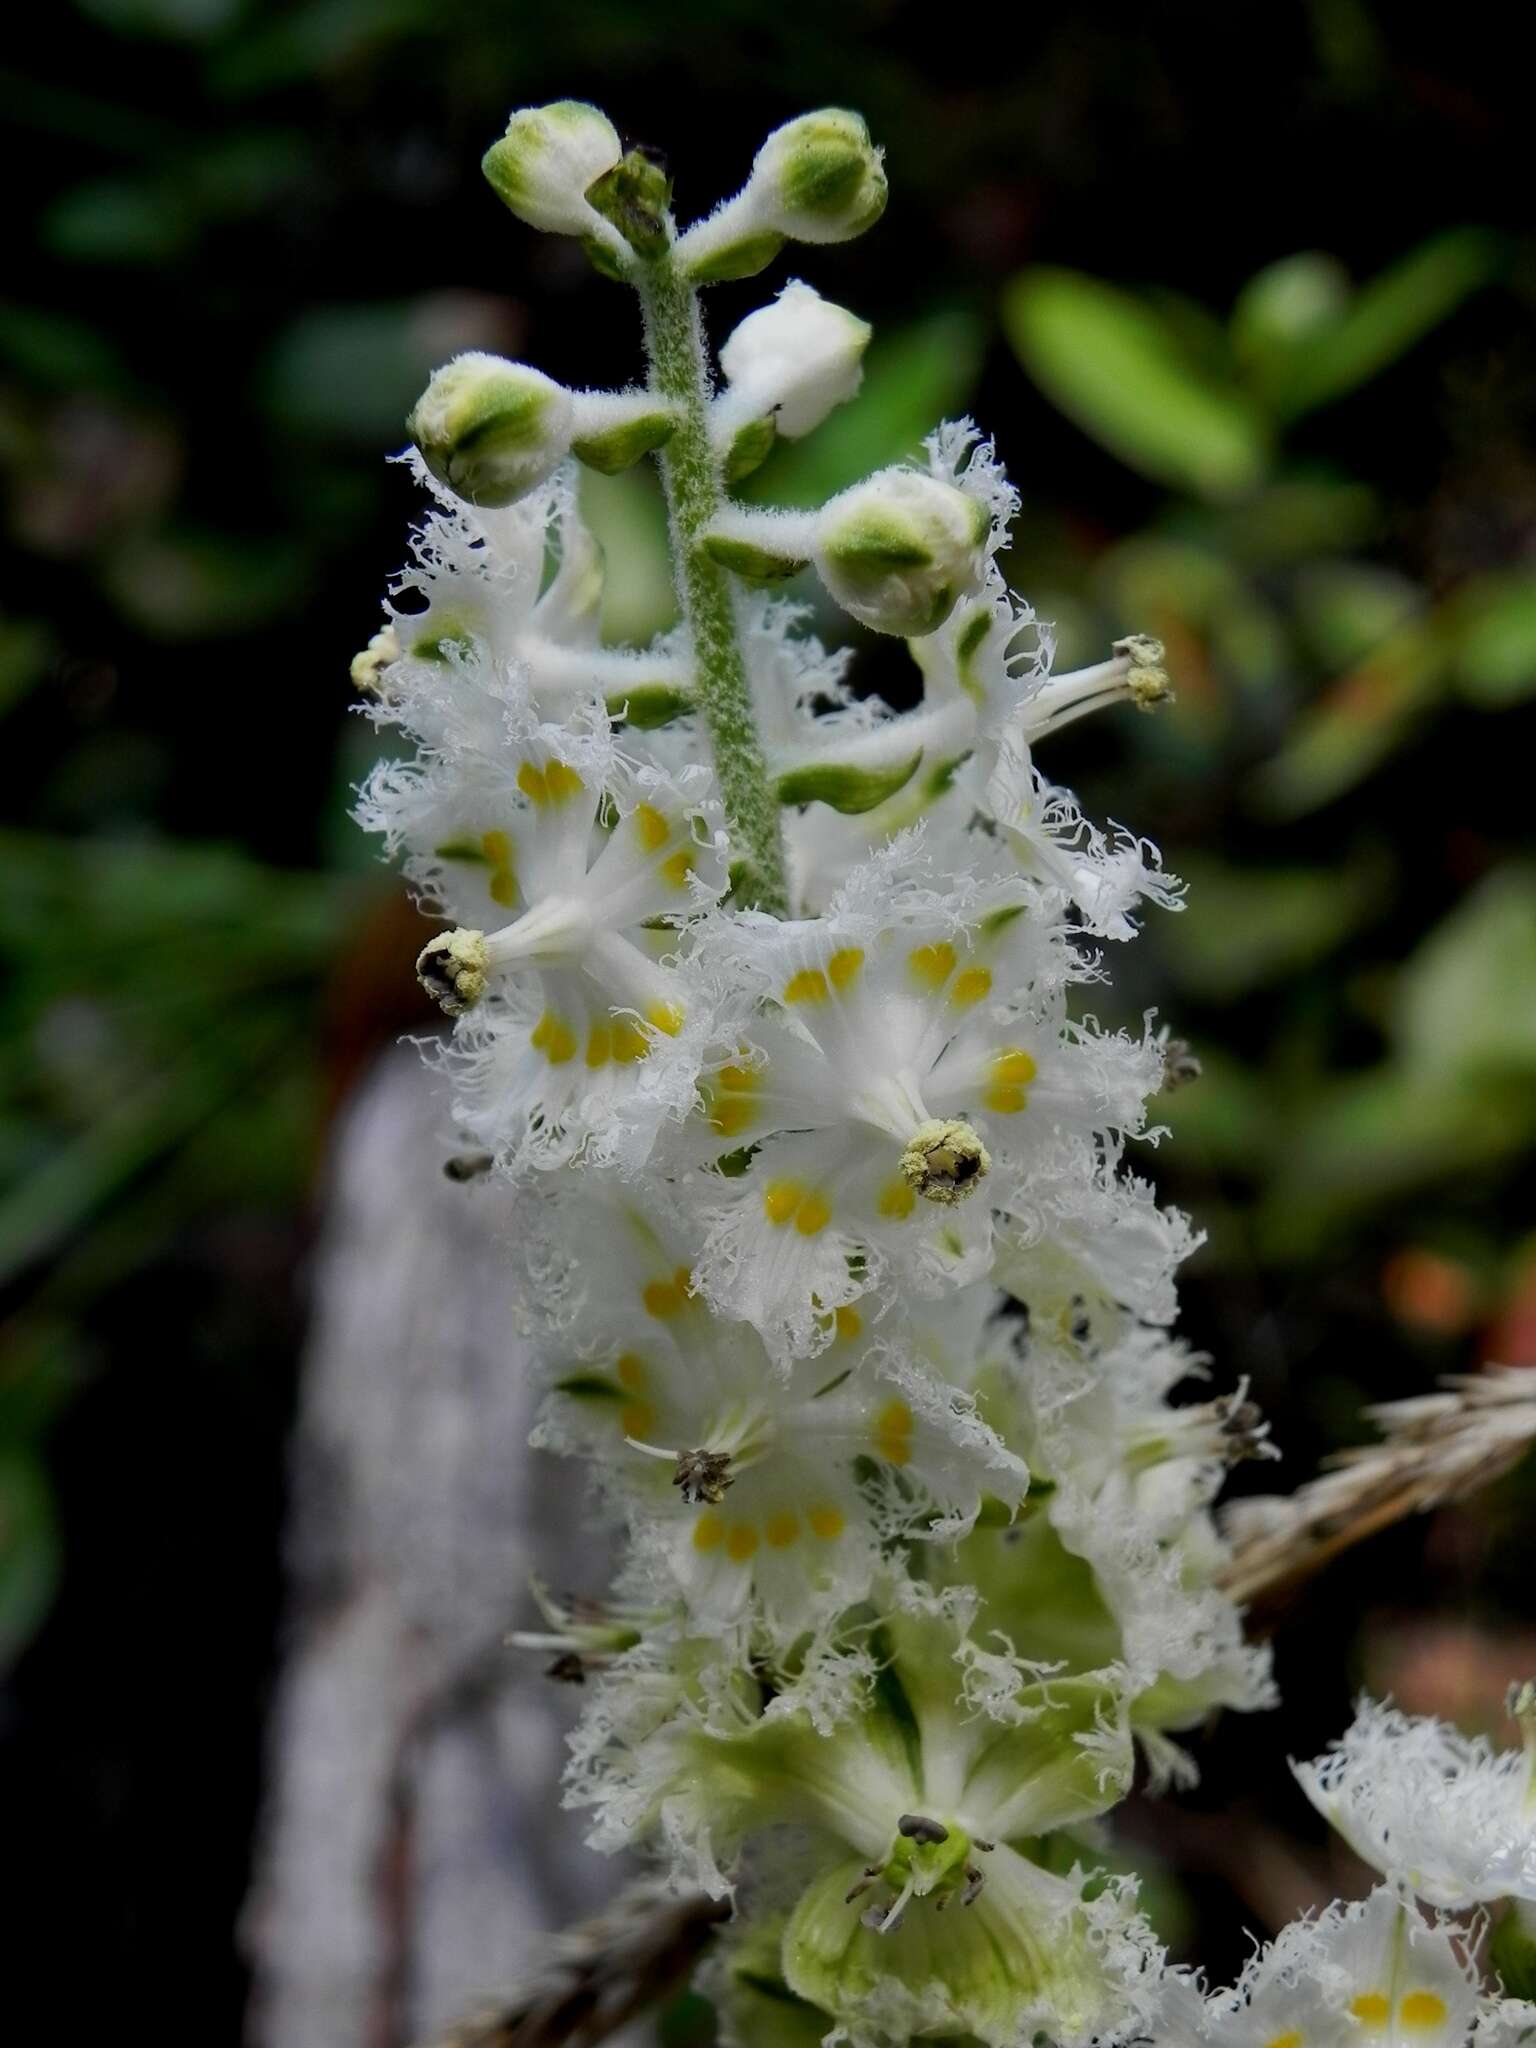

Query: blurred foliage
[1,0,1534,2031]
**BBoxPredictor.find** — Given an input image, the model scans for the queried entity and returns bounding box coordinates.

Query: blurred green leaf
[0,301,130,392]
[1248,618,1448,817]
[1293,562,1421,669]
[1159,853,1385,999]
[1002,268,1269,499]
[745,312,984,509]
[0,616,51,718]
[43,179,195,265]
[0,1452,59,1671]
[1263,229,1503,420]
[1397,868,1536,1083]
[100,530,310,636]
[1450,572,1536,706]
[1231,252,1351,390]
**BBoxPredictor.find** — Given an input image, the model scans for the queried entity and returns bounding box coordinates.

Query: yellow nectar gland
[710,1062,759,1138]
[612,1016,652,1064]
[585,1021,613,1067]
[907,941,956,992]
[1401,1994,1448,2029]
[693,1510,724,1552]
[517,758,584,806]
[878,1177,916,1220]
[764,1509,800,1548]
[660,849,695,888]
[633,802,670,851]
[873,1398,914,1465]
[762,1180,832,1235]
[480,829,518,908]
[620,1400,655,1438]
[615,1354,647,1390]
[827,947,864,991]
[530,1011,577,1064]
[1262,2035,1303,2048]
[834,1304,862,1341]
[807,1505,845,1540]
[1351,1993,1391,2026]
[950,965,991,1007]
[724,1521,760,1562]
[646,1001,685,1036]
[985,1047,1037,1115]
[642,1267,693,1318]
[783,967,828,1005]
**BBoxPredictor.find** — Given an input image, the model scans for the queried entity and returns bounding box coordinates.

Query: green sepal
[704,533,809,585]
[725,415,778,485]
[775,749,923,815]
[585,149,672,259]
[1491,1905,1536,1999]
[572,411,677,474]
[434,837,491,863]
[605,682,695,730]
[684,230,787,285]
[581,232,632,282]
[552,1371,625,1402]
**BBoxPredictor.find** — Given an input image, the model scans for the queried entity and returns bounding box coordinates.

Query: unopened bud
[718,282,870,439]
[749,110,887,245]
[408,354,573,508]
[812,469,988,637]
[481,101,622,239]
[416,928,488,1015]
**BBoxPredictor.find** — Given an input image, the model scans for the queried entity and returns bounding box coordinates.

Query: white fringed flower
[1205,1886,1480,2048]
[1295,1692,1536,1909]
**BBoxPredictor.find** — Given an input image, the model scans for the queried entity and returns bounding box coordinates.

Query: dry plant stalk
[1220,1365,1536,1610]
[421,1881,729,2048]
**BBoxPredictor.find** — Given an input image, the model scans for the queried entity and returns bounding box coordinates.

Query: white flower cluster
[352,101,1536,2048]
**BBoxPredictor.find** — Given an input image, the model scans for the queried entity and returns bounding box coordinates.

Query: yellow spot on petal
[615,1354,646,1390]
[717,1063,757,1092]
[710,1096,756,1138]
[1262,2036,1303,2048]
[764,1509,800,1548]
[693,1511,724,1552]
[795,1190,832,1236]
[763,1180,803,1227]
[530,1012,576,1064]
[660,849,694,888]
[834,1305,862,1341]
[878,1178,916,1220]
[783,968,828,1005]
[619,1401,654,1438]
[873,1398,914,1464]
[585,1021,612,1068]
[481,829,518,907]
[611,1016,651,1063]
[827,947,864,991]
[633,802,670,851]
[646,1000,685,1036]
[724,1521,759,1562]
[808,1505,845,1540]
[1402,1993,1448,2029]
[642,1275,686,1318]
[950,965,992,1007]
[908,942,956,992]
[544,759,584,803]
[1350,1993,1390,2026]
[517,761,548,804]
[985,1046,1037,1114]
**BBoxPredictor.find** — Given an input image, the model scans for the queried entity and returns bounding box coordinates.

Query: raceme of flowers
[352,98,1536,2048]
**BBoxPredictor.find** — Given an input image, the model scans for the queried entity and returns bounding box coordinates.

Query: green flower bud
[811,469,989,636]
[718,281,871,440]
[481,101,622,239]
[408,354,573,508]
[749,110,887,245]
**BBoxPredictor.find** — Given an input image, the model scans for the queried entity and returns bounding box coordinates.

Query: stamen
[896,1813,949,1844]
[899,1118,991,1205]
[442,1150,494,1181]
[673,1447,735,1505]
[416,928,489,1015]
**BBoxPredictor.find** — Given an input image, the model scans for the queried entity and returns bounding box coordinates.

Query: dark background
[3,0,1535,2033]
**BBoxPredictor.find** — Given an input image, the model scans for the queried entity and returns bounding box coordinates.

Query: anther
[961,1864,986,1905]
[1159,1037,1202,1090]
[416,928,489,1015]
[898,1119,991,1206]
[1112,633,1171,709]
[673,1448,734,1505]
[545,1652,586,1683]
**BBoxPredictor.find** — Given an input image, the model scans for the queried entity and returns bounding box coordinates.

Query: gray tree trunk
[243,1047,624,2048]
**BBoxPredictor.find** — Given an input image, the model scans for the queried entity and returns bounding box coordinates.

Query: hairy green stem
[637,254,789,916]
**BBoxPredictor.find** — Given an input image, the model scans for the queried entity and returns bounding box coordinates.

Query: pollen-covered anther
[673,1447,734,1506]
[350,623,398,695]
[898,1118,991,1205]
[1159,1035,1202,1090]
[545,1651,586,1683]
[1112,632,1172,709]
[1215,1393,1271,1462]
[442,1150,495,1181]
[416,928,489,1015]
